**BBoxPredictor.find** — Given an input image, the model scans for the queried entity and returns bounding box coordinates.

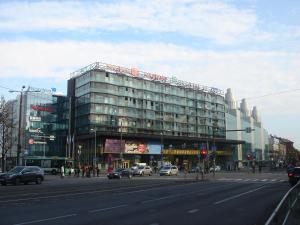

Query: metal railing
[265,181,300,225]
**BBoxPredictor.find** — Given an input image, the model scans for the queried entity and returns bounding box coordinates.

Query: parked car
[131,163,146,171]
[209,165,221,172]
[107,168,132,179]
[160,165,179,176]
[0,166,44,186]
[133,165,152,176]
[288,167,300,186]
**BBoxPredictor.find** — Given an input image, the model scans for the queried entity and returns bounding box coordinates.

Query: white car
[209,165,221,172]
[159,165,179,176]
[133,165,153,176]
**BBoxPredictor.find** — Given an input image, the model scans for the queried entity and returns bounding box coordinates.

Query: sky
[0,0,299,148]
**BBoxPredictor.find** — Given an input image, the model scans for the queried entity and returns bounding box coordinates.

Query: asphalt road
[0,172,290,225]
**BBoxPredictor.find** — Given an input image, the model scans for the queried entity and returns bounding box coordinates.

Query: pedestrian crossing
[216,178,286,183]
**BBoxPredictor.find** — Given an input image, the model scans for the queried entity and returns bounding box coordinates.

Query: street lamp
[90,128,97,167]
[120,121,123,168]
[160,132,164,163]
[9,86,40,166]
[78,145,82,166]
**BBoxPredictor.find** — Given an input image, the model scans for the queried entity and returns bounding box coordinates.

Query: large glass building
[9,87,69,170]
[68,62,242,170]
[225,88,269,168]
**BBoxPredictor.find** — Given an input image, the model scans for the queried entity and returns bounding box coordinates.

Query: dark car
[0,166,44,186]
[107,168,132,179]
[288,167,300,186]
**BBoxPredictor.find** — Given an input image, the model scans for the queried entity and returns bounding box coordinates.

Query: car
[209,165,221,172]
[131,163,146,171]
[159,165,179,176]
[107,168,132,179]
[0,166,44,186]
[133,165,152,176]
[288,167,300,186]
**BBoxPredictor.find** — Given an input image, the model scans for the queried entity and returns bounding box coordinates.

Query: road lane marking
[188,209,199,214]
[89,204,128,213]
[0,183,169,203]
[214,186,266,205]
[142,191,202,204]
[13,214,77,225]
[262,179,268,182]
[271,179,276,182]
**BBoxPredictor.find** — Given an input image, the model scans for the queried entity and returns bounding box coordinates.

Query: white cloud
[1,39,299,112]
[0,0,257,45]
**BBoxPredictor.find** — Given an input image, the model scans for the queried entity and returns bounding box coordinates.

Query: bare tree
[0,96,13,172]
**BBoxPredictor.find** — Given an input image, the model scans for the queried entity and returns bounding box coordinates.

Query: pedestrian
[68,165,72,176]
[258,161,262,173]
[82,165,85,177]
[60,165,65,178]
[96,166,100,177]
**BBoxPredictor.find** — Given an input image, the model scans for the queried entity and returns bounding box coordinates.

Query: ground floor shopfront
[75,134,243,171]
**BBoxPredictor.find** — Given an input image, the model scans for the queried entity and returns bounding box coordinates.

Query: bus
[24,156,74,175]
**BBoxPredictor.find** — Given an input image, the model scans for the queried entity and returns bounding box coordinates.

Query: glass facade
[225,107,269,163]
[74,70,226,138]
[20,88,69,160]
[68,62,236,169]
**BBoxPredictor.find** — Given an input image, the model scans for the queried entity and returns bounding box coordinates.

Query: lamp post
[160,132,164,164]
[9,86,40,166]
[120,121,123,168]
[78,145,82,166]
[90,128,97,167]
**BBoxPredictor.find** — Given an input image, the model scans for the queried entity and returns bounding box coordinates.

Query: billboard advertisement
[105,139,162,155]
[104,139,124,153]
[147,142,161,155]
[124,141,148,154]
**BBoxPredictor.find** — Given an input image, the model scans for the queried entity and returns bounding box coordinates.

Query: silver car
[160,165,179,176]
[133,165,153,176]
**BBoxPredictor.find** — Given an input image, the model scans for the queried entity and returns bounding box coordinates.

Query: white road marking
[14,214,77,225]
[271,179,277,182]
[142,190,203,204]
[188,209,199,214]
[261,179,268,182]
[252,179,258,181]
[0,183,166,203]
[89,204,128,213]
[214,186,266,205]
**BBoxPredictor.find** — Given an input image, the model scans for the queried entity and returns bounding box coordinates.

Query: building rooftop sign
[70,62,224,96]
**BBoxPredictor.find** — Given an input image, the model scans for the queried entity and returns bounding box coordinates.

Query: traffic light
[200,150,207,159]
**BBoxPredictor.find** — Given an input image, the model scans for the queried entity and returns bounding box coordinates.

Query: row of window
[75,103,225,122]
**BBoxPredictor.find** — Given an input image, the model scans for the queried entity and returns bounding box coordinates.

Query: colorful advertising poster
[104,139,124,153]
[147,142,161,155]
[124,141,148,154]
